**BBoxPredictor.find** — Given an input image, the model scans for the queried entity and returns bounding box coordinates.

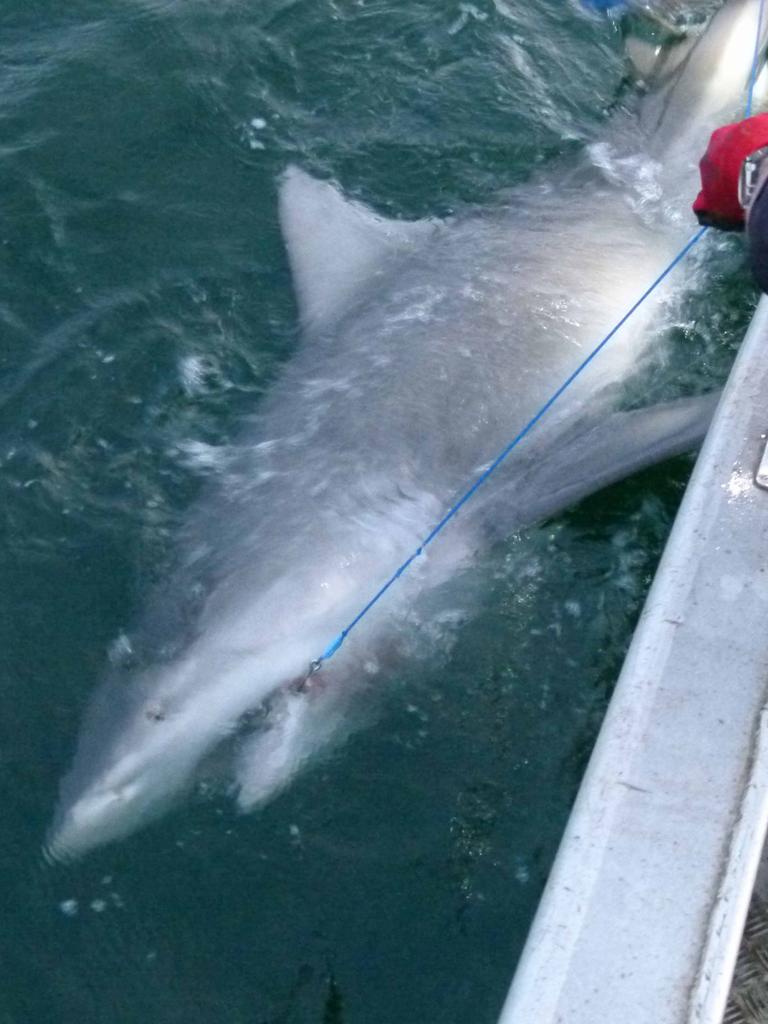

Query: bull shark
[46,0,768,860]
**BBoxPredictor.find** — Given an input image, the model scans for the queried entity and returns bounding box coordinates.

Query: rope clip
[293,658,323,694]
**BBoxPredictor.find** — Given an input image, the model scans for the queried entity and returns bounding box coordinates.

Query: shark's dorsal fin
[278,166,436,332]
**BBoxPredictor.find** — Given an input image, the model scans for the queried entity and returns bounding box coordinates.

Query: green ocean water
[0,1,759,1021]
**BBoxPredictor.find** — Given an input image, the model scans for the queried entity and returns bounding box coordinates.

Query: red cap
[693,114,768,229]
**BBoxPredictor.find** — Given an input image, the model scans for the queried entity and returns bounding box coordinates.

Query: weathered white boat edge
[498,296,768,1024]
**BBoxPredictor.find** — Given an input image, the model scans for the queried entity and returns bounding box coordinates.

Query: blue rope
[747,0,767,117]
[308,3,766,675]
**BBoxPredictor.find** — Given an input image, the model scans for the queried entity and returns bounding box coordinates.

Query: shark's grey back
[181,166,680,608]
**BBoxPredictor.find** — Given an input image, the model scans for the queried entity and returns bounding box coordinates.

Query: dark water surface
[0,1,758,1021]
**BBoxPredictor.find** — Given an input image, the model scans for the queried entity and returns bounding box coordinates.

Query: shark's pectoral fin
[233,685,348,812]
[278,166,438,333]
[234,692,310,812]
[497,391,721,531]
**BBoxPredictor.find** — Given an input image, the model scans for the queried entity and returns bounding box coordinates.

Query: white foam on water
[174,439,233,474]
[179,355,208,396]
[108,632,134,667]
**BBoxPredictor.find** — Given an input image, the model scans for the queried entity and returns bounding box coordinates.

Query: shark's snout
[45,780,148,862]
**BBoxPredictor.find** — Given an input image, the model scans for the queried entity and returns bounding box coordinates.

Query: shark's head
[45,753,177,862]
[45,594,357,861]
[45,676,209,861]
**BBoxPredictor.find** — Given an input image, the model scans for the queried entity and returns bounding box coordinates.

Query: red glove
[693,114,768,231]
